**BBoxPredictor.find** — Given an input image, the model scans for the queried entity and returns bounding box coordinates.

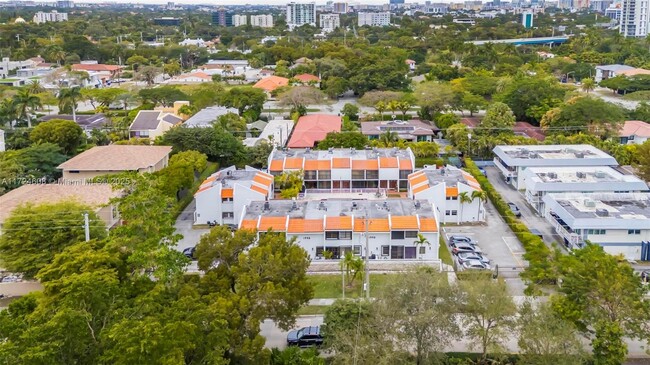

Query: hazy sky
[2,0,411,6]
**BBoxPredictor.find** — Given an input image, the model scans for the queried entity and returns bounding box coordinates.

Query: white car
[462,259,491,270]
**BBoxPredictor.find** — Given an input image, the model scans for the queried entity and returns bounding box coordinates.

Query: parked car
[507,203,522,217]
[478,167,487,176]
[287,326,324,347]
[183,246,196,260]
[462,259,491,270]
[457,252,490,266]
[449,235,473,243]
[641,270,650,284]
[449,236,478,248]
[452,243,482,255]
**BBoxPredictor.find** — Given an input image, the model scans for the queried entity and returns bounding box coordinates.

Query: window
[446,196,458,201]
[304,171,317,180]
[315,247,324,257]
[451,210,458,216]
[445,210,451,216]
[381,245,389,256]
[326,231,338,240]
[69,170,80,174]
[405,231,418,238]
[222,197,233,202]
[352,170,365,179]
[353,245,361,255]
[391,231,405,240]
[318,170,331,180]
[419,246,426,255]
[628,229,641,235]
[222,212,234,218]
[587,229,606,235]
[326,231,352,240]
[340,231,352,240]
[366,170,379,179]
[399,170,411,179]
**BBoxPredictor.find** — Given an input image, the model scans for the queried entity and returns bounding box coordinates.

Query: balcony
[493,158,516,178]
[548,213,584,249]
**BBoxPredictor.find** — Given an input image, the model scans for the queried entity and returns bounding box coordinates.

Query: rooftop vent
[305,147,311,153]
[318,201,327,211]
[350,147,356,154]
[441,168,445,175]
[352,202,358,210]
[576,172,586,179]
[548,172,557,179]
[594,171,606,178]
[584,199,596,208]
[291,201,297,211]
[595,208,609,217]
[575,152,585,158]
[264,201,270,211]
[328,147,333,154]
[414,201,421,209]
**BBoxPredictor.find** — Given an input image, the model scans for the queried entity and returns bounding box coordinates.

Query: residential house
[194,166,274,226]
[268,147,415,191]
[58,145,172,180]
[287,114,342,148]
[407,165,485,223]
[243,118,294,148]
[238,198,439,260]
[619,120,650,145]
[405,59,416,71]
[0,183,121,235]
[361,119,438,142]
[179,38,207,47]
[493,145,618,189]
[129,110,183,139]
[594,64,650,82]
[184,106,240,127]
[543,192,650,260]
[253,75,289,95]
[460,118,545,141]
[40,113,109,134]
[292,73,320,85]
[72,62,123,80]
[168,71,212,83]
[522,166,648,214]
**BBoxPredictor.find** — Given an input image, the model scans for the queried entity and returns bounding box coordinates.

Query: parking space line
[502,237,525,268]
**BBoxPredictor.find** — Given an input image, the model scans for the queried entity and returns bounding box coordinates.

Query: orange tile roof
[284,158,304,169]
[203,175,217,184]
[412,184,430,194]
[304,160,318,170]
[419,218,438,232]
[317,160,331,170]
[446,187,459,197]
[253,174,273,187]
[399,159,413,170]
[408,170,425,178]
[287,114,342,148]
[195,185,211,194]
[240,219,258,230]
[253,76,289,92]
[293,73,320,82]
[332,158,351,168]
[250,184,268,195]
[379,157,398,168]
[287,218,324,233]
[409,174,428,185]
[270,159,284,172]
[325,216,353,230]
[391,216,419,229]
[351,160,379,170]
[221,188,234,198]
[354,218,390,232]
[259,216,287,231]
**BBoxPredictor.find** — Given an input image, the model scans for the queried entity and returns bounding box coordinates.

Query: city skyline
[0,0,475,6]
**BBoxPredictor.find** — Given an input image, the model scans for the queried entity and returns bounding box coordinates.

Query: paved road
[174,200,209,272]
[590,87,640,110]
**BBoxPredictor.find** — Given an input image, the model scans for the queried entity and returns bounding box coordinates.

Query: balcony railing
[493,158,516,177]
[305,188,388,195]
[549,216,584,249]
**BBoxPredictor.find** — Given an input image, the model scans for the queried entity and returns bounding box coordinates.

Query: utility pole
[364,209,370,300]
[83,213,90,242]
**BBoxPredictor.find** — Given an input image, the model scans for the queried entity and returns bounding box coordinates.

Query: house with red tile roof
[619,120,650,145]
[253,75,289,93]
[292,73,320,84]
[287,114,342,148]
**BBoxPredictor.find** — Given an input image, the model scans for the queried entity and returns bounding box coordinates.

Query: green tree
[139,86,187,107]
[460,92,487,117]
[408,141,439,158]
[247,140,274,168]
[630,101,650,122]
[81,88,126,109]
[471,190,488,221]
[0,98,17,127]
[0,143,67,193]
[216,112,247,133]
[274,170,304,199]
[581,78,596,93]
[358,91,403,107]
[341,103,360,120]
[0,202,107,278]
[635,139,650,181]
[137,66,161,86]
[155,150,207,198]
[478,102,516,135]
[374,101,387,121]
[552,244,650,365]
[126,55,148,70]
[458,191,472,223]
[57,86,82,123]
[379,129,399,146]
[316,131,367,150]
[29,119,85,156]
[541,96,625,138]
[323,76,348,98]
[397,101,411,119]
[414,82,456,118]
[278,86,326,111]
[497,76,566,123]
[218,86,267,117]
[161,126,246,165]
[435,113,461,130]
[163,60,182,77]
[12,89,42,128]
[340,251,364,287]
[270,347,324,365]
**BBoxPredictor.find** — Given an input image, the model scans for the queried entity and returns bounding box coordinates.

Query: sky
[1,0,407,6]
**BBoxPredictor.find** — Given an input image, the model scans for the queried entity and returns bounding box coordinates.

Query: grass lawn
[297,305,329,315]
[439,236,453,266]
[309,273,395,299]
[623,90,650,101]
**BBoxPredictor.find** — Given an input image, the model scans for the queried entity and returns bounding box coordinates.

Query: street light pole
[364,209,370,300]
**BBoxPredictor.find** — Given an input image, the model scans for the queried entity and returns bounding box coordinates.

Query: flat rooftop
[526,166,648,186]
[197,166,273,193]
[493,144,618,166]
[270,147,413,161]
[547,193,650,220]
[418,166,478,187]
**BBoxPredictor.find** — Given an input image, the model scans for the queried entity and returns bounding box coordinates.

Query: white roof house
[543,192,650,260]
[522,166,648,214]
[243,118,294,147]
[493,145,618,190]
[184,106,240,127]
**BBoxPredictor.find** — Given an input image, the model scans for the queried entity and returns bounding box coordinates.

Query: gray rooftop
[418,166,474,187]
[546,193,650,220]
[360,119,438,137]
[131,111,164,130]
[184,106,239,127]
[525,166,648,186]
[40,113,109,129]
[596,64,636,72]
[270,147,413,161]
[493,144,618,166]
[205,166,261,188]
[243,198,435,220]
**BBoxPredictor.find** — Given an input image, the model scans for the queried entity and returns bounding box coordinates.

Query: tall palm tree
[387,100,399,118]
[397,101,411,119]
[27,80,45,95]
[0,98,17,128]
[13,89,42,128]
[379,129,398,147]
[374,101,386,121]
[581,78,596,93]
[340,251,364,287]
[458,191,472,224]
[413,233,430,258]
[471,190,488,221]
[57,86,82,124]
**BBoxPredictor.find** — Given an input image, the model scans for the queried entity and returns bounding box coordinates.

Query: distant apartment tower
[358,12,391,26]
[320,13,340,32]
[605,6,622,20]
[233,14,247,26]
[590,0,614,10]
[154,17,181,26]
[390,0,405,4]
[33,10,68,24]
[333,2,348,13]
[57,0,74,8]
[213,8,233,26]
[620,0,650,37]
[522,11,533,28]
[251,14,274,27]
[287,2,316,28]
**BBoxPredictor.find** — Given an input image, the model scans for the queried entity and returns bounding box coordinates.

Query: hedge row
[463,159,557,291]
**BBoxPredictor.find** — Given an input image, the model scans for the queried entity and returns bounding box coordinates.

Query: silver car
[457,252,490,266]
[462,259,491,270]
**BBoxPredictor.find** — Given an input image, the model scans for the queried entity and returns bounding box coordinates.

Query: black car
[183,246,196,260]
[287,326,323,347]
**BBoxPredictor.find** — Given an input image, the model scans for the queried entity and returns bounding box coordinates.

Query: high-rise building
[213,8,233,27]
[33,10,68,24]
[522,11,533,28]
[57,0,74,8]
[333,2,348,13]
[605,6,622,21]
[620,0,650,37]
[286,2,316,28]
[233,14,247,26]
[251,14,274,28]
[320,13,340,32]
[389,0,405,4]
[358,12,391,26]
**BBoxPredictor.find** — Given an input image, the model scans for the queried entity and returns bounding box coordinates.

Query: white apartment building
[287,2,316,28]
[239,198,440,261]
[320,13,340,32]
[543,192,650,260]
[268,147,415,192]
[358,12,391,27]
[251,14,274,28]
[620,0,650,37]
[333,2,349,13]
[194,166,274,226]
[493,145,618,190]
[33,10,68,24]
[522,166,649,214]
[408,166,485,224]
[233,14,247,26]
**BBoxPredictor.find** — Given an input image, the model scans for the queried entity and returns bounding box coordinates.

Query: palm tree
[397,101,411,119]
[0,98,17,128]
[458,191,472,224]
[581,78,596,93]
[471,190,488,221]
[379,129,398,147]
[413,233,430,258]
[27,80,44,95]
[340,251,364,287]
[387,100,399,118]
[13,89,42,128]
[374,101,386,121]
[57,86,82,124]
